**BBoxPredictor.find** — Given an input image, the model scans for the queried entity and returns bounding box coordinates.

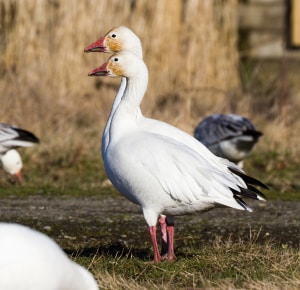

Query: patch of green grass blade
[1,149,298,200]
[2,149,300,288]
[245,151,300,201]
[83,238,300,289]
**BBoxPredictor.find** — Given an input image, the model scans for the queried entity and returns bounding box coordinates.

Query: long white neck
[101,77,126,157]
[108,60,148,142]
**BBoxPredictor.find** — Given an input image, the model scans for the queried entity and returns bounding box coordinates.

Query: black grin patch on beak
[88,70,109,76]
[85,46,106,53]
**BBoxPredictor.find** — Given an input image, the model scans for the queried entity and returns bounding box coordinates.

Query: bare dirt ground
[1,196,300,258]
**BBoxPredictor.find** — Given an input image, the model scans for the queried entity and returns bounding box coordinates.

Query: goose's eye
[113,57,119,62]
[111,33,117,38]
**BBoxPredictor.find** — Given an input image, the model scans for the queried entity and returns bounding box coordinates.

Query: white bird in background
[1,149,23,182]
[0,223,98,290]
[194,114,263,168]
[87,51,268,263]
[0,123,39,182]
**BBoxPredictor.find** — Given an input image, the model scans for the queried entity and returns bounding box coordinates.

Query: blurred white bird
[194,114,263,167]
[0,223,98,290]
[1,149,23,182]
[87,51,268,263]
[0,123,39,182]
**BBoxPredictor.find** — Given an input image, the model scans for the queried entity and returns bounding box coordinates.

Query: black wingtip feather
[231,186,260,200]
[228,166,269,190]
[233,195,251,211]
[14,127,40,144]
[247,184,267,200]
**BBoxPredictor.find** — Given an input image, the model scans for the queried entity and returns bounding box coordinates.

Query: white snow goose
[1,149,23,182]
[0,223,98,290]
[84,26,198,257]
[0,123,39,182]
[87,51,268,263]
[194,114,263,167]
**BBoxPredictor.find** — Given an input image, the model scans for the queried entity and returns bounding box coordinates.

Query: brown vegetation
[0,0,241,160]
[0,0,299,165]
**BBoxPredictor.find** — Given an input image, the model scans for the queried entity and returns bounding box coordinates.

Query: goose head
[1,149,22,182]
[84,26,143,58]
[88,51,147,80]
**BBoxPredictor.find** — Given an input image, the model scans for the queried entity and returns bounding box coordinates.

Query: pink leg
[166,222,175,260]
[159,215,168,256]
[149,226,161,263]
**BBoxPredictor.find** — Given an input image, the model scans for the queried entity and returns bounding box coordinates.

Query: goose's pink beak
[88,62,109,76]
[84,37,106,53]
[13,169,22,183]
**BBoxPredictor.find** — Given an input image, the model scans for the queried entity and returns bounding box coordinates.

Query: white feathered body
[100,54,260,227]
[0,223,98,290]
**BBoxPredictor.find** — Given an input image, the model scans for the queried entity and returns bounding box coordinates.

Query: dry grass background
[0,0,299,166]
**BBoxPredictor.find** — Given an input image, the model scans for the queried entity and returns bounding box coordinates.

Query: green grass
[2,149,299,200]
[73,237,300,289]
[1,149,300,289]
[245,151,300,201]
[0,153,119,198]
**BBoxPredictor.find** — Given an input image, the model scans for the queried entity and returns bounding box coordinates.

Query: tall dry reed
[0,0,297,165]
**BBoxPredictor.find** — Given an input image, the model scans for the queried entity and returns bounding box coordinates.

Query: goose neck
[121,69,148,109]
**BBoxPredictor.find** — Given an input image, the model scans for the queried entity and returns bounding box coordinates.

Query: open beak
[88,62,109,76]
[84,37,106,53]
